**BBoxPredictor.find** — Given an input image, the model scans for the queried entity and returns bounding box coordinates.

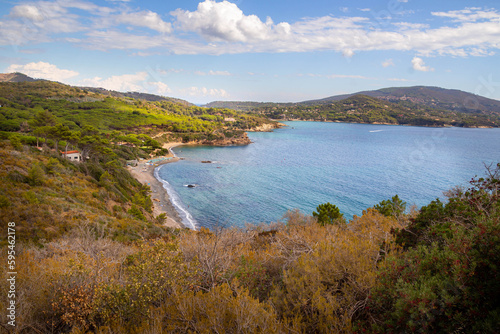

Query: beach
[128,142,185,229]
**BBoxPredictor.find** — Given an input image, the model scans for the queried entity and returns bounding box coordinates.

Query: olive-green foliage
[94,240,190,325]
[28,162,45,186]
[256,94,500,128]
[363,217,500,333]
[0,81,274,142]
[9,135,22,150]
[128,205,146,221]
[0,142,168,245]
[313,202,345,226]
[162,283,285,334]
[359,164,500,333]
[374,194,406,218]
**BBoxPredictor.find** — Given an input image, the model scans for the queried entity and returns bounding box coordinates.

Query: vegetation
[312,202,345,226]
[0,79,498,333]
[1,131,498,332]
[208,86,500,127]
[0,80,275,146]
[256,95,500,127]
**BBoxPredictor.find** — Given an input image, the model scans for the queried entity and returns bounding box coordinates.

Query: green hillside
[0,80,276,143]
[258,94,500,127]
[302,86,500,115]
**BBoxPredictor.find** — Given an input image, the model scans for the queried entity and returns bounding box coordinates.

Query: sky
[1,0,500,104]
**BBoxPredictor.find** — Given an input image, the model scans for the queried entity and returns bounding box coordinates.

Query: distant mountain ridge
[0,72,39,83]
[81,87,193,106]
[301,86,500,115]
[4,72,500,120]
[256,93,500,128]
[205,86,500,117]
[0,72,192,105]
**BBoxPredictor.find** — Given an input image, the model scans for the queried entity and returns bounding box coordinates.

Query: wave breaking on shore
[154,166,197,230]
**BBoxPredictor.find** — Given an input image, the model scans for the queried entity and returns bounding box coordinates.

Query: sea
[156,121,500,230]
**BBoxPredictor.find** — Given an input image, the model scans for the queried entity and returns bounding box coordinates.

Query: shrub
[312,202,345,226]
[28,163,45,186]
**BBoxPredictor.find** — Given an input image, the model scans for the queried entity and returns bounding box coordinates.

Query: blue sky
[1,0,500,104]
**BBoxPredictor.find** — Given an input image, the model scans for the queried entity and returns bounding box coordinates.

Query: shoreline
[128,142,186,229]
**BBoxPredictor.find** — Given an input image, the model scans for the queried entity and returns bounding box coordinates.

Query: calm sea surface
[157,121,500,229]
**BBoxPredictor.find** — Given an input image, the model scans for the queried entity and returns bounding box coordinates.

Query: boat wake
[369,130,384,133]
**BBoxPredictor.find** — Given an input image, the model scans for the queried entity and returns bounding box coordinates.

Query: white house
[60,150,82,162]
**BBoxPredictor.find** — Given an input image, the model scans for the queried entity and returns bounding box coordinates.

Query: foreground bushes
[1,164,499,333]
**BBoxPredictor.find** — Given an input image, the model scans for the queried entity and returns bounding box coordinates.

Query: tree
[48,124,74,153]
[374,195,406,218]
[30,109,58,147]
[313,202,345,226]
[28,163,45,186]
[30,108,57,128]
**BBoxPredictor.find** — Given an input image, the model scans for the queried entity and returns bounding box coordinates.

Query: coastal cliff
[247,122,286,132]
[197,132,252,146]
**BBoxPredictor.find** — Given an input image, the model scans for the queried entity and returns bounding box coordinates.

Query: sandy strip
[128,143,185,229]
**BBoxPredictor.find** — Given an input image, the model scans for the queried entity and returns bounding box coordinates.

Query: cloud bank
[7,61,79,81]
[1,0,499,59]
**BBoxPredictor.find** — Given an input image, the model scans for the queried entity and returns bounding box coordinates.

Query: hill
[204,86,500,127]
[301,86,500,115]
[258,93,499,127]
[0,72,193,105]
[203,100,294,111]
[82,86,193,106]
[0,72,39,83]
[0,79,276,138]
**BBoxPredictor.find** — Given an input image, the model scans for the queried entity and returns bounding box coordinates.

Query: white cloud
[6,61,79,81]
[149,81,172,95]
[82,72,148,92]
[432,8,500,22]
[171,0,285,42]
[104,10,172,33]
[171,0,268,42]
[10,5,46,22]
[393,22,430,30]
[342,49,355,58]
[382,59,395,67]
[1,1,500,60]
[82,30,167,50]
[180,86,229,98]
[194,70,231,76]
[81,72,172,95]
[411,57,434,72]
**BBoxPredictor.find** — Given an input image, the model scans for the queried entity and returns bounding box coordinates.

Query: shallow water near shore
[157,121,500,229]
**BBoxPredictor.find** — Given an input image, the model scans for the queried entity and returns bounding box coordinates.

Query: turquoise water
[157,121,500,229]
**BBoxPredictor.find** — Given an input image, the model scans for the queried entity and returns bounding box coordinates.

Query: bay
[157,121,500,229]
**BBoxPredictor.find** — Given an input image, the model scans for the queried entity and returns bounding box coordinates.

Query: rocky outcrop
[200,133,252,146]
[248,122,286,132]
[185,132,252,146]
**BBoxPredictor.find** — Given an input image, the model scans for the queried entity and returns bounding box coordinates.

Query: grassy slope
[0,143,170,245]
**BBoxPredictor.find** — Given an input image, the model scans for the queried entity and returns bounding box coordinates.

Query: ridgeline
[206,86,500,128]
